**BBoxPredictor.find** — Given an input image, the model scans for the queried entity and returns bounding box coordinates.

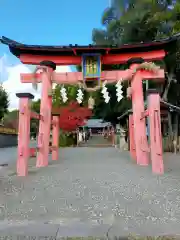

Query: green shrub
[59,130,76,147]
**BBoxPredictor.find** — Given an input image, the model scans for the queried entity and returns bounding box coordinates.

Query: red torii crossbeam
[19,50,165,65]
[20,69,164,84]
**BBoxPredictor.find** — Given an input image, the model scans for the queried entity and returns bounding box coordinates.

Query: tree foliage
[0,85,9,121]
[52,84,89,108]
[93,0,179,45]
[30,99,40,137]
[3,109,18,128]
[91,0,180,124]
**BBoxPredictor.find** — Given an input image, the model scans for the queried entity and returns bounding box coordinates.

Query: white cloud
[3,64,72,110]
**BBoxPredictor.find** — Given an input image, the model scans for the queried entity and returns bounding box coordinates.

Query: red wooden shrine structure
[1,34,179,176]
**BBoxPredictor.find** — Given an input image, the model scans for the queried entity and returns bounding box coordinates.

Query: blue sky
[0,0,108,67]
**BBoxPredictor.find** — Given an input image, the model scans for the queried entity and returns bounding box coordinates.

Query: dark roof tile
[1,34,180,57]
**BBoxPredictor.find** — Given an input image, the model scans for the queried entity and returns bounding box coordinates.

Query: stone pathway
[79,134,112,147]
[0,142,180,237]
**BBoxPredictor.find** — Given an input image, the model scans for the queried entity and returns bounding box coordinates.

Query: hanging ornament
[101,81,110,103]
[116,80,123,102]
[60,86,68,103]
[76,88,84,104]
[88,96,95,109]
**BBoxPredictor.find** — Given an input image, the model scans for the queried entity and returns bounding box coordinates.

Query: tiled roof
[85,119,111,128]
[1,34,180,57]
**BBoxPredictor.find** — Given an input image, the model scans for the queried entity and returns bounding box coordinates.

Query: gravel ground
[0,138,179,237]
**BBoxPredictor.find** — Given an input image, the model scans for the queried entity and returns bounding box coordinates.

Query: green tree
[93,0,178,45]
[92,84,131,126]
[30,99,40,137]
[31,99,40,113]
[0,85,9,121]
[3,109,18,128]
[52,84,89,108]
[52,84,90,146]
[3,109,18,122]
[91,0,180,126]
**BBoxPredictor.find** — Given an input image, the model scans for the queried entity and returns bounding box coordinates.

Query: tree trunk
[162,72,174,101]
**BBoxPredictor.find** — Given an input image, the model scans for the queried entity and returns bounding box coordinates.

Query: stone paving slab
[0,144,180,236]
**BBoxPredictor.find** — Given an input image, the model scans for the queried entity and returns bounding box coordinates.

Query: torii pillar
[129,60,149,166]
[16,92,34,176]
[36,61,56,167]
[148,89,164,174]
[128,59,164,166]
[129,113,136,160]
[52,114,60,161]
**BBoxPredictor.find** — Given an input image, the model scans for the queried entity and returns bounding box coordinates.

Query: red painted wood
[131,64,149,166]
[29,147,52,157]
[36,67,53,168]
[140,110,149,120]
[29,148,37,157]
[30,112,41,120]
[21,69,164,84]
[17,97,31,176]
[102,50,165,65]
[19,50,165,65]
[52,116,59,161]
[129,114,136,161]
[148,92,164,174]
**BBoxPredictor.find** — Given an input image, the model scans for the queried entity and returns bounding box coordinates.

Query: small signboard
[82,54,101,79]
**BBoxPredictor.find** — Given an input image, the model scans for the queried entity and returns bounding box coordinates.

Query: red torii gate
[1,35,178,176]
[19,65,164,172]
